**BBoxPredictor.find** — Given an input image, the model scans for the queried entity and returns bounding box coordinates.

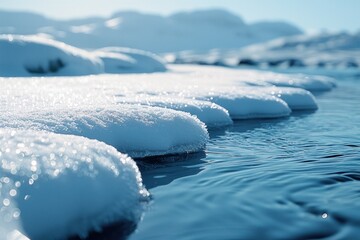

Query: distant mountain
[0,9,302,53]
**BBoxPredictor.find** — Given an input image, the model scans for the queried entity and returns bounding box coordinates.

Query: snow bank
[0,64,323,131]
[0,129,149,240]
[0,35,103,77]
[0,64,328,160]
[208,94,291,119]
[258,87,318,110]
[117,96,232,127]
[96,47,167,73]
[0,106,209,158]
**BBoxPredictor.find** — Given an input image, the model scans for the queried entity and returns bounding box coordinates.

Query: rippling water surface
[131,76,360,240]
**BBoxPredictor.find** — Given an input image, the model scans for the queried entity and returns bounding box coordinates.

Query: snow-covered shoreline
[0,34,338,239]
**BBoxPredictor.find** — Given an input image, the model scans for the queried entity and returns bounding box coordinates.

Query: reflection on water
[137,151,206,189]
[129,77,360,240]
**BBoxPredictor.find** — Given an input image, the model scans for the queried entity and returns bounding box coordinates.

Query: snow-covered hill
[168,31,360,69]
[0,9,302,52]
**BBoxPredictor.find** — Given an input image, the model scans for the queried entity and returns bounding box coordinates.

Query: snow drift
[0,129,149,240]
[0,35,103,77]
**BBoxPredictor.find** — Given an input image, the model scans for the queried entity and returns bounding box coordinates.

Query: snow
[261,87,318,110]
[0,129,149,240]
[165,58,337,92]
[117,96,233,127]
[0,35,103,77]
[205,94,291,119]
[0,64,333,157]
[261,73,337,92]
[0,106,209,159]
[169,32,360,71]
[94,47,167,73]
[0,10,302,52]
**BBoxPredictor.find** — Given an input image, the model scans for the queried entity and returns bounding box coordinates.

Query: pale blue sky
[1,0,359,32]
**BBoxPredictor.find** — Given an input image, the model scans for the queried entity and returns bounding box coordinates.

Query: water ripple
[133,78,360,240]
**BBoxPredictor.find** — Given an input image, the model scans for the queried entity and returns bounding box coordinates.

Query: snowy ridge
[168,32,360,70]
[0,129,149,240]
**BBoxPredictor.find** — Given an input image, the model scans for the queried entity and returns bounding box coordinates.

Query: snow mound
[0,105,209,158]
[203,94,291,119]
[0,129,149,240]
[117,96,232,127]
[262,72,337,92]
[0,34,103,77]
[94,47,167,73]
[259,87,318,110]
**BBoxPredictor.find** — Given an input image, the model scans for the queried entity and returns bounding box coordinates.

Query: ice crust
[0,129,149,240]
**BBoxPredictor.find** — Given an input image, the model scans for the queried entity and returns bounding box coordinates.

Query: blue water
[129,76,360,240]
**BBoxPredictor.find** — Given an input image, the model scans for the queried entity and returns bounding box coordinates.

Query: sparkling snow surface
[0,64,334,157]
[0,129,149,240]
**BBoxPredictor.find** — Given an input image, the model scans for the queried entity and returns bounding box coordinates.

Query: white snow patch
[105,17,122,29]
[0,34,103,77]
[0,129,149,240]
[70,24,96,34]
